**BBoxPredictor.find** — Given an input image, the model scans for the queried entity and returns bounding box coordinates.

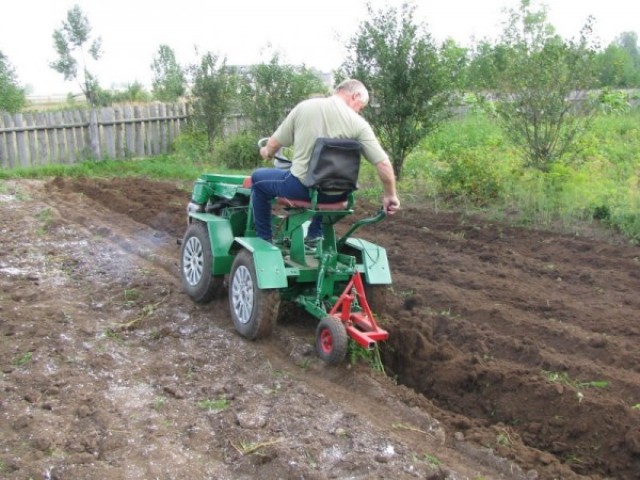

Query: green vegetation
[339,2,451,180]
[1,104,638,244]
[151,45,186,102]
[0,50,26,112]
[348,341,385,373]
[197,397,230,412]
[542,370,610,391]
[50,4,103,106]
[401,108,640,243]
[12,351,33,368]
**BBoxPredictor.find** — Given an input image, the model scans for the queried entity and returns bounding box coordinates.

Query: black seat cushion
[303,138,362,193]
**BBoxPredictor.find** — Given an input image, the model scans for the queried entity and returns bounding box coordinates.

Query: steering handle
[258,137,291,168]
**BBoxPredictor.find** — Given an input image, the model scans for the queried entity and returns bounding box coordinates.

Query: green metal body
[186,173,391,319]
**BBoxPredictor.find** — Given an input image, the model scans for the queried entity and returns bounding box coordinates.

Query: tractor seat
[276,197,348,210]
[242,176,349,210]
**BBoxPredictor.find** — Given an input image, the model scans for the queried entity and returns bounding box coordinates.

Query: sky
[1,0,639,97]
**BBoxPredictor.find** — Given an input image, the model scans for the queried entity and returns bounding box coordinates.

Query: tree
[238,53,329,135]
[596,32,640,88]
[188,51,238,145]
[339,2,452,180]
[151,45,186,102]
[0,51,26,113]
[488,0,598,171]
[50,4,103,106]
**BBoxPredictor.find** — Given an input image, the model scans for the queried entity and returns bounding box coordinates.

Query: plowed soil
[1,176,639,480]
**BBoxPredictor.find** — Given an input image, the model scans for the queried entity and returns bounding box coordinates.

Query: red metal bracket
[329,271,389,349]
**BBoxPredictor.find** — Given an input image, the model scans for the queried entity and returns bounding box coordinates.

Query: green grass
[403,109,640,243]
[197,397,230,412]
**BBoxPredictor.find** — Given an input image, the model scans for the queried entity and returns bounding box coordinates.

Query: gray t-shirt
[272,95,387,181]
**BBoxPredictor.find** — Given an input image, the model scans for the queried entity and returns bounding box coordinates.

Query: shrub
[214,132,261,170]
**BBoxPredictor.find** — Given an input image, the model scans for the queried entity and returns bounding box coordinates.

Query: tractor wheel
[315,316,348,365]
[180,222,225,303]
[229,249,279,340]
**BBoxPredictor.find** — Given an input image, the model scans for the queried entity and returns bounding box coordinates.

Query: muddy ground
[1,176,639,480]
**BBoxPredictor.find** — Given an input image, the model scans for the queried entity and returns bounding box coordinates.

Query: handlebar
[336,208,386,250]
[258,137,292,169]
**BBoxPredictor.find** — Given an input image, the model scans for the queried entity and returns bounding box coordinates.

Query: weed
[35,207,54,234]
[103,328,123,342]
[347,340,385,373]
[153,396,167,410]
[297,358,312,370]
[423,453,441,466]
[543,370,609,390]
[543,370,608,403]
[231,437,284,455]
[197,397,230,412]
[13,351,33,367]
[123,288,141,303]
[304,449,318,468]
[632,404,640,410]
[496,431,512,446]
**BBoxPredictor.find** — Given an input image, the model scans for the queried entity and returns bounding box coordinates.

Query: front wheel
[228,249,279,339]
[180,222,225,303]
[315,316,348,365]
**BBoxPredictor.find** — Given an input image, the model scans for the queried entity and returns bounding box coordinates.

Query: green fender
[188,213,236,275]
[233,237,288,289]
[344,237,392,284]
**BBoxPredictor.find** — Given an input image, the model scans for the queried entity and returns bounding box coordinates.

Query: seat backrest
[303,138,362,193]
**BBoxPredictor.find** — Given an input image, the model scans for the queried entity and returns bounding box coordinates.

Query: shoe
[304,236,322,250]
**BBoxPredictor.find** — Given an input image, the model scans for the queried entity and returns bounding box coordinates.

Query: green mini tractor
[179,139,392,364]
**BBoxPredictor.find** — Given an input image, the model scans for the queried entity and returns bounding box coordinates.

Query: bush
[215,132,261,170]
[172,130,212,164]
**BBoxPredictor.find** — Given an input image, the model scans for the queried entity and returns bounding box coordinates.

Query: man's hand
[259,146,272,160]
[260,137,283,161]
[383,195,400,215]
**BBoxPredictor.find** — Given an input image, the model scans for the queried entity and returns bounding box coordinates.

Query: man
[253,78,400,244]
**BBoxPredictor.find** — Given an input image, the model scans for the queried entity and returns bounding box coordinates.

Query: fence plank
[73,110,85,160]
[64,111,76,163]
[149,104,160,155]
[15,114,30,167]
[102,107,116,159]
[45,112,56,164]
[3,113,17,168]
[0,115,8,168]
[54,112,66,163]
[158,103,168,153]
[36,113,48,165]
[88,109,100,159]
[124,105,135,157]
[26,113,38,167]
[134,105,145,157]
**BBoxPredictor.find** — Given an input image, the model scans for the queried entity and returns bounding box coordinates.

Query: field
[1,176,639,479]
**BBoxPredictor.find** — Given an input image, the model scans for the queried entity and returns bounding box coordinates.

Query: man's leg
[251,169,311,241]
[306,192,349,240]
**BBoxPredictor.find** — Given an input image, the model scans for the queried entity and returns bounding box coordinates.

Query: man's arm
[260,137,283,161]
[375,158,400,214]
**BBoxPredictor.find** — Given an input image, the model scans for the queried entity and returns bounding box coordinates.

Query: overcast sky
[1,0,638,97]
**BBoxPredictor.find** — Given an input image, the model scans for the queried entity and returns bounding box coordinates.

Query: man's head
[335,79,369,113]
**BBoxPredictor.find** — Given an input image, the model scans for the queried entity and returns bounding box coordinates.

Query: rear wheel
[180,222,225,303]
[315,316,348,365]
[229,249,279,339]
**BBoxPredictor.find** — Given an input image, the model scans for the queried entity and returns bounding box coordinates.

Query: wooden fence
[0,103,189,169]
